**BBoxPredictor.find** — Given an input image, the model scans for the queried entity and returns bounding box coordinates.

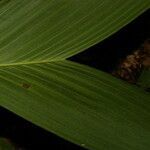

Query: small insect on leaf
[22,83,31,89]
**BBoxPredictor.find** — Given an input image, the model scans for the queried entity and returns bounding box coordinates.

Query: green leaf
[0,0,149,64]
[0,0,150,150]
[0,60,150,150]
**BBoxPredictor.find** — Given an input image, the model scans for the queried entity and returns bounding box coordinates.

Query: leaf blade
[0,0,149,64]
[0,60,150,150]
[0,1,150,149]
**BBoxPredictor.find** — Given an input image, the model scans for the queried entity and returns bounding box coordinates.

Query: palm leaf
[0,0,150,150]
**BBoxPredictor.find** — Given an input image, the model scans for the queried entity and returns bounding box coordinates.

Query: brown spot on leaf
[22,83,31,89]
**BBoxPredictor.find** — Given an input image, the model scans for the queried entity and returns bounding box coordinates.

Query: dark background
[0,9,149,150]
